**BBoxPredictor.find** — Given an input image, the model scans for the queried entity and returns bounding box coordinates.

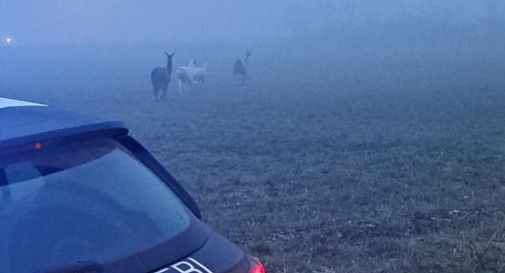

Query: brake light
[34,142,42,150]
[249,258,265,273]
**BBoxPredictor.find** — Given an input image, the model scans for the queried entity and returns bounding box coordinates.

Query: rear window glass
[0,138,190,273]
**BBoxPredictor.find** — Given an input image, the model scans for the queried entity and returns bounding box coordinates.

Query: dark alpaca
[234,50,251,86]
[151,52,175,101]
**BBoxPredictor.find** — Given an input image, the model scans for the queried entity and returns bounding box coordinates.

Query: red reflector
[34,142,42,150]
[250,260,265,273]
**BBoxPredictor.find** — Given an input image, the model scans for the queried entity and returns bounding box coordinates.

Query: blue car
[0,97,265,273]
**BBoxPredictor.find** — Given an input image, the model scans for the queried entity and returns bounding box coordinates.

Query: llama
[233,50,252,85]
[177,59,208,94]
[151,52,175,101]
[192,62,208,86]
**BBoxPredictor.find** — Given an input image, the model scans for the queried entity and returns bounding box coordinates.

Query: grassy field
[3,43,505,272]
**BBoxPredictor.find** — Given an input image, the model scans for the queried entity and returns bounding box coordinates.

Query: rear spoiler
[0,121,128,150]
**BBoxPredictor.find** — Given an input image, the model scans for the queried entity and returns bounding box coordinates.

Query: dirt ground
[4,43,505,273]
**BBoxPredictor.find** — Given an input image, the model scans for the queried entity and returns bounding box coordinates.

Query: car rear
[0,100,265,273]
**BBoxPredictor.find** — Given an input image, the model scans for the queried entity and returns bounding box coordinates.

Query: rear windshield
[0,138,190,273]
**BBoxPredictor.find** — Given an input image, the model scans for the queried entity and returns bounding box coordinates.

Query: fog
[0,0,291,45]
[2,1,504,46]
[2,1,505,273]
[2,0,505,98]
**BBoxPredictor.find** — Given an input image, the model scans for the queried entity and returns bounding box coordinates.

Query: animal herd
[150,50,251,101]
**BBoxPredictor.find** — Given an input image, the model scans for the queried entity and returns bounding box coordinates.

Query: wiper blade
[34,261,104,273]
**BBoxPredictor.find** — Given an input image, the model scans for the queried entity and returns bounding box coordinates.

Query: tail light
[248,257,265,273]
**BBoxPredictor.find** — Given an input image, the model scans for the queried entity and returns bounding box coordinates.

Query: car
[0,97,265,273]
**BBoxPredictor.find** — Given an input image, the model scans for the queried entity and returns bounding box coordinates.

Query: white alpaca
[192,63,208,86]
[176,59,208,94]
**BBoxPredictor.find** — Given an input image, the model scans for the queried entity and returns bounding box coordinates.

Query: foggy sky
[0,1,504,47]
[0,0,290,46]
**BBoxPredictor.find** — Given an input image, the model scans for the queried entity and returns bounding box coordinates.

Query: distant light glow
[3,36,13,46]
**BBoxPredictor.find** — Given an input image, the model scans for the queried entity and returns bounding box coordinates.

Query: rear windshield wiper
[34,261,104,273]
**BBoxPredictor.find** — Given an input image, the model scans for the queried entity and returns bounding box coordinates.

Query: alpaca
[233,50,252,85]
[192,63,208,86]
[151,52,175,101]
[177,59,208,94]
